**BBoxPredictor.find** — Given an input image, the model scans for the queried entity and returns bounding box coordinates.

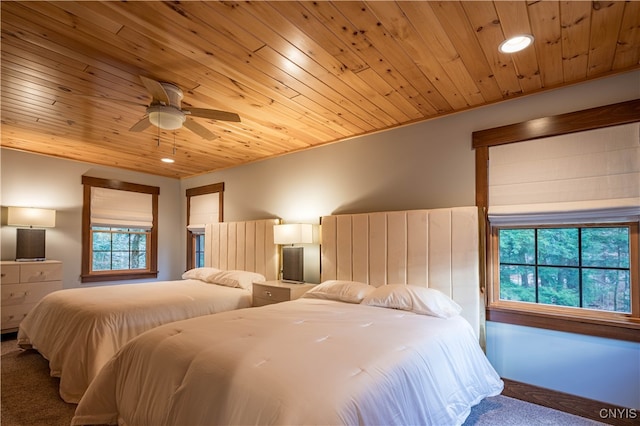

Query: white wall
[487,322,640,409]
[0,150,183,287]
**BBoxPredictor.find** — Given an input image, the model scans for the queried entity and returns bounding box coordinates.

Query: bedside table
[252,281,315,307]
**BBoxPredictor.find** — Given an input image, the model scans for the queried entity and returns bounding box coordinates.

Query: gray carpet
[0,336,607,426]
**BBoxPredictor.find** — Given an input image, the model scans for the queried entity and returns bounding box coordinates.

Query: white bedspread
[73,299,503,426]
[17,279,251,403]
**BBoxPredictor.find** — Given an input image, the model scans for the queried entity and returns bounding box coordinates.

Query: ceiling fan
[129,76,241,141]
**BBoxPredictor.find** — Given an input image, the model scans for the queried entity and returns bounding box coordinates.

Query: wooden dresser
[1,260,63,333]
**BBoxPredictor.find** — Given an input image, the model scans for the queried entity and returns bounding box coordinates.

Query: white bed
[72,207,504,425]
[17,218,279,403]
[72,297,503,426]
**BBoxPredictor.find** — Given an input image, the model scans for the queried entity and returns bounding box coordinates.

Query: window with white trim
[186,183,223,269]
[82,177,159,283]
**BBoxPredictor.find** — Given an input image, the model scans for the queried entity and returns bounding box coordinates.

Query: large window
[474,100,640,342]
[82,176,159,283]
[91,227,149,272]
[186,183,224,269]
[495,224,634,315]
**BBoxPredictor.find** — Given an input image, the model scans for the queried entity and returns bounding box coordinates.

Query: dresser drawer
[1,281,62,306]
[20,263,62,283]
[0,265,20,284]
[1,303,36,330]
[253,283,290,304]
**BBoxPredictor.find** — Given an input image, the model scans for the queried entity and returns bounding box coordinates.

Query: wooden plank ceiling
[2,1,639,179]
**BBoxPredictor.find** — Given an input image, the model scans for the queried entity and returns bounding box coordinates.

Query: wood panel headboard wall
[321,207,482,338]
[204,219,280,281]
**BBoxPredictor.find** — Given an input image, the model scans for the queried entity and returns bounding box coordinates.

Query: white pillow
[181,267,222,283]
[210,270,266,290]
[303,280,375,304]
[361,284,462,318]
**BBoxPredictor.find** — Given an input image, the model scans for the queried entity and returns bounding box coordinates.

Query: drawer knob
[1,273,6,278]
[264,290,272,297]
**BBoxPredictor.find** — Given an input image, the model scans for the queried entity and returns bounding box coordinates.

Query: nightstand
[252,280,315,307]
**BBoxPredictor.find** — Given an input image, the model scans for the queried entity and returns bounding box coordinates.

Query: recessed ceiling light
[161,158,175,163]
[499,35,534,53]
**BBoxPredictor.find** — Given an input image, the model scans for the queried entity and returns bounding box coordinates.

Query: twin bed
[17,219,279,403]
[68,207,503,425]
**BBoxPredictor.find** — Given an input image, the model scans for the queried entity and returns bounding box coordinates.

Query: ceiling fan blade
[140,76,170,105]
[129,116,152,132]
[183,118,217,140]
[183,107,241,122]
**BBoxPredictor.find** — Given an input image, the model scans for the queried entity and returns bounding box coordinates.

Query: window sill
[486,304,640,343]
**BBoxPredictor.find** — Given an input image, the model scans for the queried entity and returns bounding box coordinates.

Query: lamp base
[15,228,47,262]
[281,246,304,283]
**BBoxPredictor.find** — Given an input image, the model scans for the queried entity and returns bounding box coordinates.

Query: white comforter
[17,279,251,403]
[73,299,503,426]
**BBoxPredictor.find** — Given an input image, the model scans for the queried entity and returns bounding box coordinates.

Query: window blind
[90,187,153,229]
[488,122,639,225]
[188,192,219,232]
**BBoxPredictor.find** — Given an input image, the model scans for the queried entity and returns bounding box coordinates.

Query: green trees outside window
[194,234,205,268]
[91,227,149,272]
[499,226,631,313]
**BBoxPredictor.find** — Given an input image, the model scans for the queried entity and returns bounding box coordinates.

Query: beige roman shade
[90,187,153,229]
[188,193,220,233]
[488,122,640,225]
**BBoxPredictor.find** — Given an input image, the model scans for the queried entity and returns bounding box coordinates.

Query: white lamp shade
[273,223,313,245]
[148,107,185,130]
[7,207,56,228]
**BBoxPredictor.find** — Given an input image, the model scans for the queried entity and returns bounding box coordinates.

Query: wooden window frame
[186,182,224,270]
[81,176,159,283]
[473,99,640,343]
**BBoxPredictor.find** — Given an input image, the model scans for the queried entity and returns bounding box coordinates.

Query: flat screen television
[16,228,46,261]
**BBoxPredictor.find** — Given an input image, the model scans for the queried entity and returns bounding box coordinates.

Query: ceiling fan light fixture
[499,34,534,53]
[148,106,185,130]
